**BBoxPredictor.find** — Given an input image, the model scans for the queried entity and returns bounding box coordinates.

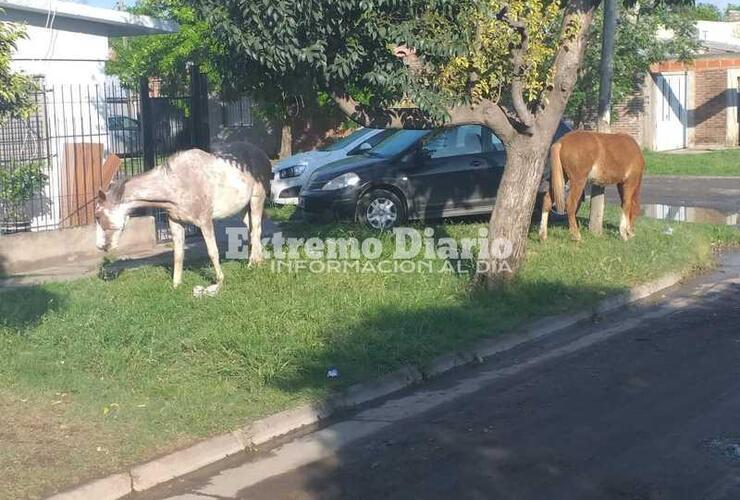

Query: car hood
[311,154,387,181]
[272,150,330,172]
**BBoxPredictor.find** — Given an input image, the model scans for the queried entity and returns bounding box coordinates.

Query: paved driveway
[606,175,740,214]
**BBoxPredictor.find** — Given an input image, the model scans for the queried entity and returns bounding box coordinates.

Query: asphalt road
[606,175,740,214]
[142,253,740,500]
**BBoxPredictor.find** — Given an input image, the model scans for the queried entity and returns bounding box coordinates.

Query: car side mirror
[358,142,372,152]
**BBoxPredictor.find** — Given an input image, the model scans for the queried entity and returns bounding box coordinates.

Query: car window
[486,129,505,152]
[319,128,374,152]
[424,125,485,159]
[369,129,431,157]
[121,117,138,129]
[365,129,396,148]
[108,117,123,130]
[108,116,138,131]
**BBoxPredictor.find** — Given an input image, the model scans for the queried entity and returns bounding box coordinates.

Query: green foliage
[0,162,47,221]
[568,3,699,126]
[197,0,584,124]
[0,18,37,121]
[107,0,223,94]
[691,2,723,21]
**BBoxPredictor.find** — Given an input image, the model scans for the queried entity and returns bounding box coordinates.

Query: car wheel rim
[366,197,398,229]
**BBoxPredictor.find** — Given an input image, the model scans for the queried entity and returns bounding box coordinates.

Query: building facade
[611,22,740,151]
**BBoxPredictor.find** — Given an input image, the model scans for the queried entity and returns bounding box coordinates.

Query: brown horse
[539,131,645,242]
[94,141,271,294]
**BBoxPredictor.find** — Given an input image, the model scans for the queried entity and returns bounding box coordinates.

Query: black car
[299,123,571,229]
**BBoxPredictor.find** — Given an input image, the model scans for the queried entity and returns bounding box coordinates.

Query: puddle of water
[642,204,739,226]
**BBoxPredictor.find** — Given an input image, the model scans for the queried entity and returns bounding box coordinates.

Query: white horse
[95,142,271,293]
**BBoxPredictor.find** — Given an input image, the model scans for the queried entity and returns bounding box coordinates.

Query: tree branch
[331,93,517,142]
[539,0,601,126]
[496,6,535,128]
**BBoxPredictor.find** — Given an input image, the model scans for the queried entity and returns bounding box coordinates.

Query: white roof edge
[0,0,178,35]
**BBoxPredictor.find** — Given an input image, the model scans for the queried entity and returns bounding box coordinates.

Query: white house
[0,0,177,232]
[1,0,176,85]
[612,21,740,152]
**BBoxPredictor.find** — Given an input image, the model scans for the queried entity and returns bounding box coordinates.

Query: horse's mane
[107,177,127,203]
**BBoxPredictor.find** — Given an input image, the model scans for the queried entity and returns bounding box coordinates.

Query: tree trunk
[279,121,293,159]
[477,136,549,287]
[591,0,618,235]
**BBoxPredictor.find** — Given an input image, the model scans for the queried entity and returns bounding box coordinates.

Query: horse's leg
[169,218,185,288]
[567,177,588,242]
[200,220,225,286]
[628,174,643,238]
[617,181,634,241]
[539,191,552,241]
[248,183,267,265]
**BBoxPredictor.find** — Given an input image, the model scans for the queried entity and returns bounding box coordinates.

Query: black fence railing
[0,74,253,239]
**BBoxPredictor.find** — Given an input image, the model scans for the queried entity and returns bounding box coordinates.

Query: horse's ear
[97,189,106,201]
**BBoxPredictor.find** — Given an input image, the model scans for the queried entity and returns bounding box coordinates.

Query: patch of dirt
[0,390,124,500]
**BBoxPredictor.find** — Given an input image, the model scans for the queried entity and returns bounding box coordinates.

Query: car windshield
[319,128,375,152]
[366,129,431,158]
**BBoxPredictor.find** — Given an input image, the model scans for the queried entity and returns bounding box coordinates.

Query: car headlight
[279,165,307,179]
[322,172,361,191]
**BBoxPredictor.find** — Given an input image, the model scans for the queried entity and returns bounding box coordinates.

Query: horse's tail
[550,142,566,213]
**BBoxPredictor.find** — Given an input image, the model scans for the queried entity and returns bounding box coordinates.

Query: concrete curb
[47,271,686,500]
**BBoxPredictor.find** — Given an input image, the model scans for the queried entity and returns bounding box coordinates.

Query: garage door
[654,73,687,151]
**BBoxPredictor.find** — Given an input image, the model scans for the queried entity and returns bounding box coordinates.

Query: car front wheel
[357,189,406,230]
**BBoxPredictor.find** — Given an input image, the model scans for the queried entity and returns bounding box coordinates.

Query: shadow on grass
[268,279,623,399]
[0,284,64,331]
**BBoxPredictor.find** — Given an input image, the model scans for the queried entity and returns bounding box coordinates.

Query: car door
[475,127,507,208]
[406,125,495,218]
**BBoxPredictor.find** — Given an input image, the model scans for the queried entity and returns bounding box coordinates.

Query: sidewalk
[0,215,280,289]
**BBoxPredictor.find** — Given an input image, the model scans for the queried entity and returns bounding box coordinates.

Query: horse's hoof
[571,234,582,242]
[248,257,264,267]
[538,232,547,242]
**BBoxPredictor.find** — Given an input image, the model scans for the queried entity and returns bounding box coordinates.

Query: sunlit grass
[644,149,740,177]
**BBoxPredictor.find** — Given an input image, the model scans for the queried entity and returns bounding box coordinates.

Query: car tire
[357,189,407,230]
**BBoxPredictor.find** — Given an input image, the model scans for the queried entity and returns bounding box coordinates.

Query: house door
[654,73,687,151]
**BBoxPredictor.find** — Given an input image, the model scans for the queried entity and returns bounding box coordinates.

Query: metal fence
[0,74,253,239]
[0,83,147,234]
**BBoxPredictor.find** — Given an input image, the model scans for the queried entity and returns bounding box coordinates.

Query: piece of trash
[326,367,340,379]
[193,284,220,298]
[663,227,674,235]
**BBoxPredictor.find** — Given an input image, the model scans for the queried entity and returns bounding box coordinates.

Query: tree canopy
[198,0,602,141]
[107,0,223,94]
[0,18,36,121]
[691,2,723,21]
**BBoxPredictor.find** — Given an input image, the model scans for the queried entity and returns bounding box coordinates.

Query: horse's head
[95,180,128,251]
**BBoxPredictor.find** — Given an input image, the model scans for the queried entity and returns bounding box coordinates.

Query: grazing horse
[539,131,645,242]
[95,141,271,292]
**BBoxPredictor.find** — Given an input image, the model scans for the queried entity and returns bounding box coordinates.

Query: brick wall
[693,68,728,146]
[611,84,648,146]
